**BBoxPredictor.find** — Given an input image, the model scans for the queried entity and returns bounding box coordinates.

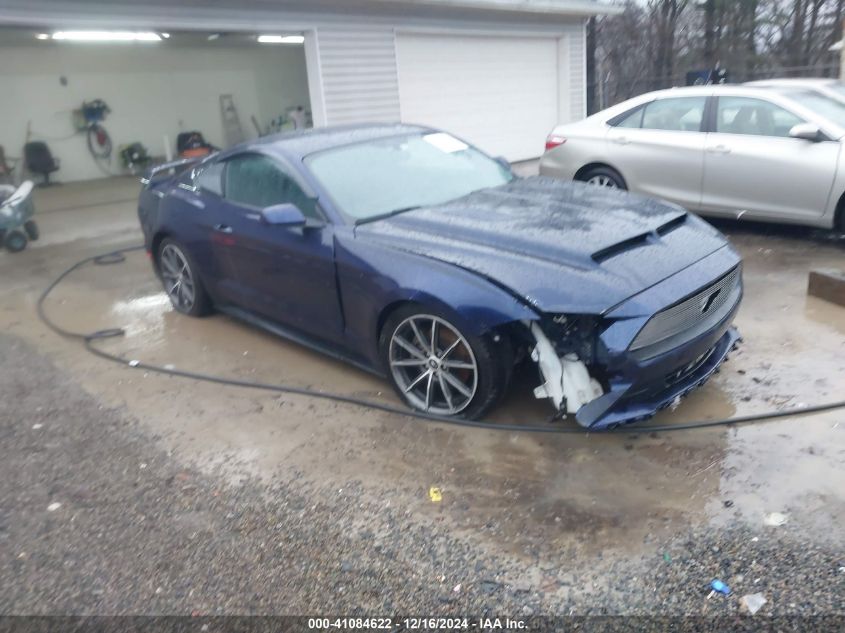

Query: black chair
[176,131,215,159]
[24,141,60,186]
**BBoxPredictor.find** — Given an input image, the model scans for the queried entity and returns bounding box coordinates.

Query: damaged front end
[524,260,743,430]
[526,316,606,417]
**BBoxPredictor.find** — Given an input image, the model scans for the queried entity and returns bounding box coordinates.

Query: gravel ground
[0,332,842,628]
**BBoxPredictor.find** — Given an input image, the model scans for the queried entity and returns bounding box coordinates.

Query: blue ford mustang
[138,124,742,429]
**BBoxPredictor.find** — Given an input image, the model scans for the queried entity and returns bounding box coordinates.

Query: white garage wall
[0,43,310,182]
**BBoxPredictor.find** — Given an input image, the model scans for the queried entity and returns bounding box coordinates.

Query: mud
[1,177,843,569]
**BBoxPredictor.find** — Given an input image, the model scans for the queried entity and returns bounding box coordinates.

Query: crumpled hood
[354,177,730,314]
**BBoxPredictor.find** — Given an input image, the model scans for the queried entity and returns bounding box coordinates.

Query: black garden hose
[36,246,845,435]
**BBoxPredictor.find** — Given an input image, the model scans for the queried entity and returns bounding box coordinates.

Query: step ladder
[220,94,245,147]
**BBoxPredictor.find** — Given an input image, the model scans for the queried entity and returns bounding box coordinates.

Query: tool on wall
[219,94,245,147]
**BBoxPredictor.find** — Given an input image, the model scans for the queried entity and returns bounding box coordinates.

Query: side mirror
[261,203,306,227]
[789,123,823,142]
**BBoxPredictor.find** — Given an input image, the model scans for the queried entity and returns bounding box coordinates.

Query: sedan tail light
[545,134,567,151]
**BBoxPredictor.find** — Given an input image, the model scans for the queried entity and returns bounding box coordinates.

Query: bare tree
[591,0,842,112]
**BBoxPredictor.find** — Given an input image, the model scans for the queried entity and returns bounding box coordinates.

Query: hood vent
[656,213,687,236]
[592,231,652,263]
[592,213,688,263]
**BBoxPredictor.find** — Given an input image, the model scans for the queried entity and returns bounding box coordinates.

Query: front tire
[580,166,627,190]
[157,239,212,316]
[379,305,511,420]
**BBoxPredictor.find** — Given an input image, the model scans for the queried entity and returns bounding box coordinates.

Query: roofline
[369,0,624,17]
[0,0,623,29]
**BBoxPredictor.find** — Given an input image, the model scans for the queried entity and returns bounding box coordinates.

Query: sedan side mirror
[789,123,823,142]
[261,203,306,227]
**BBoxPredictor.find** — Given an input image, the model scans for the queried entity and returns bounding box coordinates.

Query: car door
[166,160,243,303]
[605,95,708,209]
[700,95,840,222]
[218,153,344,341]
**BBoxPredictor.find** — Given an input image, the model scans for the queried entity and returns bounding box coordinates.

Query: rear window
[609,97,706,132]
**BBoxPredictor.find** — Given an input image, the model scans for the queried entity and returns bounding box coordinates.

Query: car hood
[354,177,730,315]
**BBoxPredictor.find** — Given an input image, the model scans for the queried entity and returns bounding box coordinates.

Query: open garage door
[0,29,312,183]
[396,32,561,162]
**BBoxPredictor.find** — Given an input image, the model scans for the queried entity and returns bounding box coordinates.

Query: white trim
[304,29,327,127]
[395,25,574,38]
[581,19,588,119]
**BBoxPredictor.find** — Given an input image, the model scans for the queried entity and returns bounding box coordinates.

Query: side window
[224,154,319,219]
[194,162,224,196]
[612,106,645,129]
[640,97,707,132]
[716,97,804,138]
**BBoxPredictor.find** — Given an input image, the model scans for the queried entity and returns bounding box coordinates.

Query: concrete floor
[2,176,844,604]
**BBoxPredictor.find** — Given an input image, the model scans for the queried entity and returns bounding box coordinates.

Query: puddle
[2,212,844,560]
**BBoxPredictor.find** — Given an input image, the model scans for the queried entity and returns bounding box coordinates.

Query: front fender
[335,232,539,366]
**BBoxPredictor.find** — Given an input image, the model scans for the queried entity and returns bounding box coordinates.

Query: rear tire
[580,166,627,190]
[4,229,27,253]
[379,304,512,420]
[157,238,212,317]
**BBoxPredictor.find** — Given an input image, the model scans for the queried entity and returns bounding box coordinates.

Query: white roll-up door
[396,32,561,162]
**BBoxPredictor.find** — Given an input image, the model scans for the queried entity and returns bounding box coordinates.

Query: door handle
[612,136,631,145]
[213,224,233,234]
[706,144,731,154]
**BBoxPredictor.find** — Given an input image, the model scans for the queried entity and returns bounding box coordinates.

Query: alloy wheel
[388,314,478,415]
[160,244,196,311]
[587,175,618,188]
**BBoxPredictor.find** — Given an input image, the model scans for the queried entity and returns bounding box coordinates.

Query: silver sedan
[539,85,845,230]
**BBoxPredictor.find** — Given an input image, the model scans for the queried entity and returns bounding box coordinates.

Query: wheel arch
[835,189,845,231]
[574,162,628,188]
[149,230,170,275]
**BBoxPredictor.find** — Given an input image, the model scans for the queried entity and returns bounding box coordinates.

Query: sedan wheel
[157,239,211,316]
[580,166,626,190]
[587,175,618,188]
[388,314,479,415]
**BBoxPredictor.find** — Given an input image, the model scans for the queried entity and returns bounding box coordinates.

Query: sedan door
[605,95,708,209]
[700,96,840,222]
[217,153,344,342]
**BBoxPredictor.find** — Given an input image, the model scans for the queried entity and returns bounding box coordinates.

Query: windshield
[823,82,845,99]
[305,132,513,222]
[778,88,845,129]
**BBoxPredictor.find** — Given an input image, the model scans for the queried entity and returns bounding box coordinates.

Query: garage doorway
[0,28,312,184]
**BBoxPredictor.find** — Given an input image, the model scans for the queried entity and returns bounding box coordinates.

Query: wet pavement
[1,176,843,615]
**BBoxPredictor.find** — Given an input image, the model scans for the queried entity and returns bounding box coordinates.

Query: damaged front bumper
[528,247,743,430]
[575,325,740,429]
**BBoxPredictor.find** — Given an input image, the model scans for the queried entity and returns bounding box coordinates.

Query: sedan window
[640,97,706,132]
[224,154,319,219]
[716,97,803,138]
[612,106,645,128]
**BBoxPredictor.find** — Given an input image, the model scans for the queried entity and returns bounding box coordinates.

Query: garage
[397,32,563,161]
